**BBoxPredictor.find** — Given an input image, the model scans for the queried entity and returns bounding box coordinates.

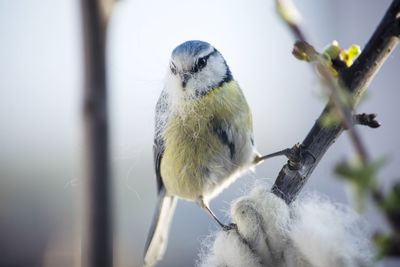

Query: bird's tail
[143,187,177,267]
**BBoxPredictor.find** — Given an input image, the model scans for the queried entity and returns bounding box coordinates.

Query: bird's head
[166,40,232,98]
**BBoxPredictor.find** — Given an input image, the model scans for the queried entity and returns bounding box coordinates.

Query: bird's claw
[222,223,237,231]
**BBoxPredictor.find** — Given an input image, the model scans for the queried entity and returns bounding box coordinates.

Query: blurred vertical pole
[81,0,115,266]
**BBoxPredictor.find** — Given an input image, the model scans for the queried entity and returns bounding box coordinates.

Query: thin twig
[316,60,370,163]
[276,0,307,42]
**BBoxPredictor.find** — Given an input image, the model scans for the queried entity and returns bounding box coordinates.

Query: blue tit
[144,40,261,267]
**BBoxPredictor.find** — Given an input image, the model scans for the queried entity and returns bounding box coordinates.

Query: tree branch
[81,0,115,266]
[272,0,400,204]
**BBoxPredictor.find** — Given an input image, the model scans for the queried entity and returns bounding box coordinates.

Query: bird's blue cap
[172,40,212,57]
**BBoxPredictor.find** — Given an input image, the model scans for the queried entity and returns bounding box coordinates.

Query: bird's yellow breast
[160,81,252,200]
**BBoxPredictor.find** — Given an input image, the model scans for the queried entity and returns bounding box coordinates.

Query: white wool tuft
[289,193,374,267]
[198,230,264,267]
[197,185,375,267]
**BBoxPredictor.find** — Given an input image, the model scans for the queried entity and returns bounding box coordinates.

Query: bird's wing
[143,90,175,267]
[153,89,169,194]
[153,141,164,194]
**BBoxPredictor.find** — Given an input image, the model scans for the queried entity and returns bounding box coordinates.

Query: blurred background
[0,0,399,266]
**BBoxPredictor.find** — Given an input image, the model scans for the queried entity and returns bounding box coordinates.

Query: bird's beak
[179,72,191,89]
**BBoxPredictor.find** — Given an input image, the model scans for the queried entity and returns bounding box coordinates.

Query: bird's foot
[222,223,237,231]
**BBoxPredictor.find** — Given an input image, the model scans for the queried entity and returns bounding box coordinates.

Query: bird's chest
[160,96,232,199]
[161,101,218,199]
[159,82,254,200]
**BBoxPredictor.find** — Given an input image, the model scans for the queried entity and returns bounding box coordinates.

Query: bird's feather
[154,89,169,193]
[143,187,177,267]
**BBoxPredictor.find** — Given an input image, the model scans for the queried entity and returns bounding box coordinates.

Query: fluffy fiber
[197,186,374,267]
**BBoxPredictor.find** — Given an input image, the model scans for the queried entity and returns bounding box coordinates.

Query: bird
[144,40,262,267]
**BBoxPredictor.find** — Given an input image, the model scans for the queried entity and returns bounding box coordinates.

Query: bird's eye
[197,57,207,70]
[170,64,177,75]
[191,57,207,73]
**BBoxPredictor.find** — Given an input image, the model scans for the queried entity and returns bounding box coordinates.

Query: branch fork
[255,144,303,170]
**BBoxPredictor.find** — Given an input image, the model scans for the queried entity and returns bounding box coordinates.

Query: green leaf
[323,40,341,61]
[380,184,400,211]
[374,232,400,258]
[375,183,400,229]
[321,41,362,72]
[335,157,386,210]
[340,44,361,67]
